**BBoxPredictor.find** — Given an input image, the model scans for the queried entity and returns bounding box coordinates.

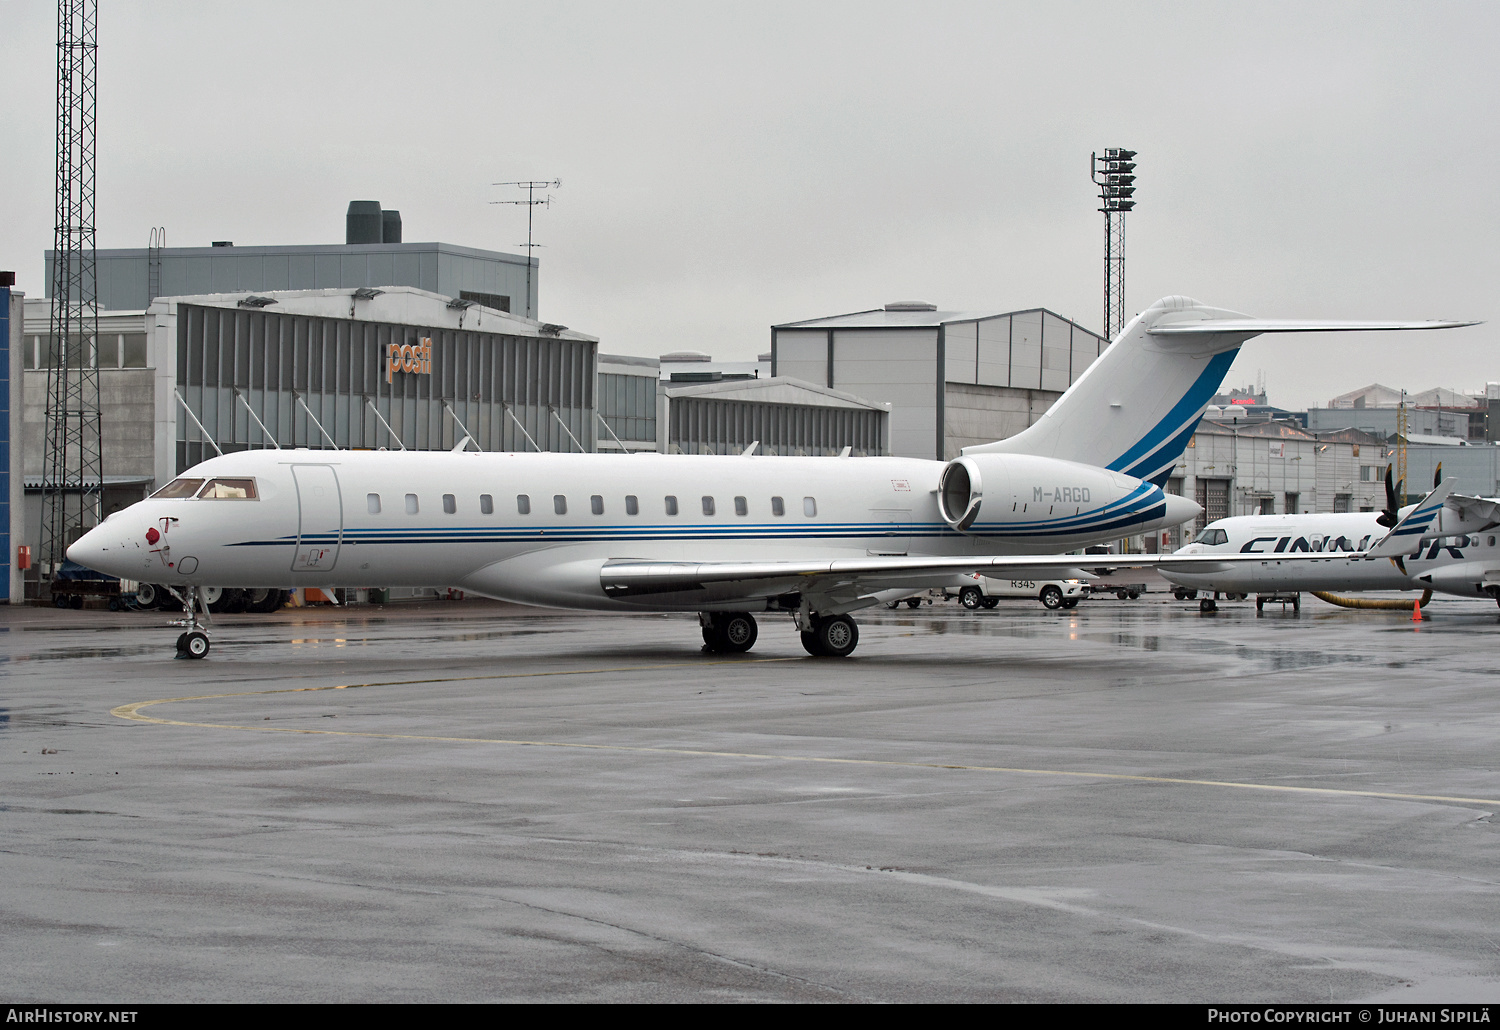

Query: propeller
[1434,461,1443,489]
[1376,464,1401,528]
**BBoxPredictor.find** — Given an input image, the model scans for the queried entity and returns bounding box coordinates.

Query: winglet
[1367,479,1459,558]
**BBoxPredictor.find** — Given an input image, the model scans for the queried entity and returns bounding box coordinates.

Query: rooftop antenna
[491,179,560,319]
[1091,148,1136,342]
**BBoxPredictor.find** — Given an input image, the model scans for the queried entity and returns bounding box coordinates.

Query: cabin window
[443,493,457,515]
[803,496,817,517]
[197,478,257,500]
[625,495,639,516]
[516,494,531,515]
[367,493,381,515]
[554,494,568,515]
[665,495,678,516]
[405,493,419,515]
[702,496,716,516]
[480,494,494,515]
[771,496,785,517]
[1490,536,1496,547]
[734,496,748,517]
[152,477,204,499]
[591,495,604,515]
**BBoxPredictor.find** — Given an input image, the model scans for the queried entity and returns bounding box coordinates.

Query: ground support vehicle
[945,574,1089,610]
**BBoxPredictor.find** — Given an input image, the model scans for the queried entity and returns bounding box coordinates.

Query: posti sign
[386,337,432,383]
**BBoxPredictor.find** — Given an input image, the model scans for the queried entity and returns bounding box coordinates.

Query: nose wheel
[169,585,213,659]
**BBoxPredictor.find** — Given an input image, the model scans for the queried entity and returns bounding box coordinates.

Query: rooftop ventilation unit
[884,301,936,311]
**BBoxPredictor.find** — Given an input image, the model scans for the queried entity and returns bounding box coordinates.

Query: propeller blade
[1434,462,1443,489]
[1377,464,1399,528]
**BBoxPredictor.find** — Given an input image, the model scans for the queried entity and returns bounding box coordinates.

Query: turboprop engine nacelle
[937,453,1172,538]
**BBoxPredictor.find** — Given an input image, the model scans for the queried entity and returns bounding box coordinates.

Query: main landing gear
[700,612,759,654]
[168,585,212,659]
[696,610,862,658]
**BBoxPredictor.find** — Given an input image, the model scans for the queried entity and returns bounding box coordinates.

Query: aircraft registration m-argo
[67,296,1476,659]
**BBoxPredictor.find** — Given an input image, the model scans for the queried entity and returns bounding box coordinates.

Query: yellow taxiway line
[111,659,1500,809]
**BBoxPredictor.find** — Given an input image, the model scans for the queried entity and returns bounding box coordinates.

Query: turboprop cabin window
[803,496,817,517]
[517,494,531,515]
[664,495,678,516]
[443,494,457,515]
[152,478,204,499]
[405,493,419,515]
[625,495,639,516]
[198,478,257,500]
[480,494,494,515]
[367,493,381,515]
[771,496,785,517]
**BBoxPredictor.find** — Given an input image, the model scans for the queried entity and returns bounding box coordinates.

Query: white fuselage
[1166,511,1500,598]
[70,448,1193,612]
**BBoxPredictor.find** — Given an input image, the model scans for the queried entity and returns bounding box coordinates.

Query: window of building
[803,496,817,517]
[517,494,531,515]
[591,495,604,515]
[625,495,639,516]
[734,496,748,516]
[367,493,381,515]
[554,495,568,515]
[1285,493,1299,515]
[665,495,678,516]
[122,333,148,368]
[443,493,457,514]
[480,494,494,515]
[702,496,716,516]
[197,478,258,500]
[405,493,419,515]
[771,496,785,517]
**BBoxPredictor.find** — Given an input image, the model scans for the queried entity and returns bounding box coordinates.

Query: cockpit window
[196,478,258,500]
[152,478,204,499]
[1192,528,1228,546]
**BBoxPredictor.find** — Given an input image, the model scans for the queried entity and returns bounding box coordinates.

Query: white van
[946,574,1090,610]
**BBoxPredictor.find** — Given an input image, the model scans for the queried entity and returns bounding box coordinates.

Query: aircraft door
[867,508,912,556]
[291,465,343,572]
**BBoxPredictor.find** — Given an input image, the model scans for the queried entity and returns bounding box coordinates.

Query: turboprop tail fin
[965,296,1477,486]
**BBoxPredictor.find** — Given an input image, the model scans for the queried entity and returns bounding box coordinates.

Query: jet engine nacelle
[937,453,1159,535]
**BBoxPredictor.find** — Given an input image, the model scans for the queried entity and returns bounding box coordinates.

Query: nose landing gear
[167,585,212,659]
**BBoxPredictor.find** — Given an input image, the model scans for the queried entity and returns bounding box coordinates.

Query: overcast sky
[2,1,1496,409]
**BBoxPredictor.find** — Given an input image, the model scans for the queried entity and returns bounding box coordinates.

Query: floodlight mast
[491,179,560,319]
[1091,148,1137,342]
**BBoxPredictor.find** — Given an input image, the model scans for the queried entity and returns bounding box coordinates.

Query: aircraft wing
[1447,493,1500,527]
[600,554,1098,605]
[1149,319,1479,337]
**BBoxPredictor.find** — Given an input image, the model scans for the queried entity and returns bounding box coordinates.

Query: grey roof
[774,305,1103,336]
[51,240,534,267]
[664,376,886,410]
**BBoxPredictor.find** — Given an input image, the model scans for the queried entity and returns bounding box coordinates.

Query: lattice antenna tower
[1091,148,1137,342]
[41,0,104,582]
[491,179,560,319]
[147,226,165,303]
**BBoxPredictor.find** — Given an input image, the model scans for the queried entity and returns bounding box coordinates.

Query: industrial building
[49,202,537,316]
[771,302,1108,460]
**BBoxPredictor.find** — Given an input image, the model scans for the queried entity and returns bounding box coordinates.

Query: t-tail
[964,296,1477,487]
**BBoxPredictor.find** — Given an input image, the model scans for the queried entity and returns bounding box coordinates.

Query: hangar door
[291,465,343,572]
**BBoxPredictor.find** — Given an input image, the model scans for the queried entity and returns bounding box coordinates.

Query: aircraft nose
[1163,492,1203,527]
[66,524,122,577]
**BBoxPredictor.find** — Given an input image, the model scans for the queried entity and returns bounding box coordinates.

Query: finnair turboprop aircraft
[1160,474,1500,608]
[67,296,1475,659]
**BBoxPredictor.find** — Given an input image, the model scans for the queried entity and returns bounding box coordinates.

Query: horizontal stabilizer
[1150,319,1479,337]
[1448,493,1500,527]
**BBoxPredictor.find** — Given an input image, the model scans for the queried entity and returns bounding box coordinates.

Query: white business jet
[67,296,1475,658]
[1160,469,1500,609]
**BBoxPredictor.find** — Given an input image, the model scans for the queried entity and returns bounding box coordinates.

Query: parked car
[944,574,1090,610]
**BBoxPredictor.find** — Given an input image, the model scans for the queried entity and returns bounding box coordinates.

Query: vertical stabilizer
[964,297,1252,485]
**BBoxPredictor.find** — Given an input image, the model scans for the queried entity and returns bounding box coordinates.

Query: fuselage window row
[365,493,817,519]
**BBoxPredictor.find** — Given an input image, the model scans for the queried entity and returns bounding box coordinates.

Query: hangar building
[771,302,1107,460]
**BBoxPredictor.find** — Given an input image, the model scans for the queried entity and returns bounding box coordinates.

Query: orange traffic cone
[1412,598,1423,622]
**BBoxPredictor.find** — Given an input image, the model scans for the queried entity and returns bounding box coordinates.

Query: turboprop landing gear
[168,585,212,659]
[1199,597,1218,614]
[699,612,758,654]
[799,614,859,658]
